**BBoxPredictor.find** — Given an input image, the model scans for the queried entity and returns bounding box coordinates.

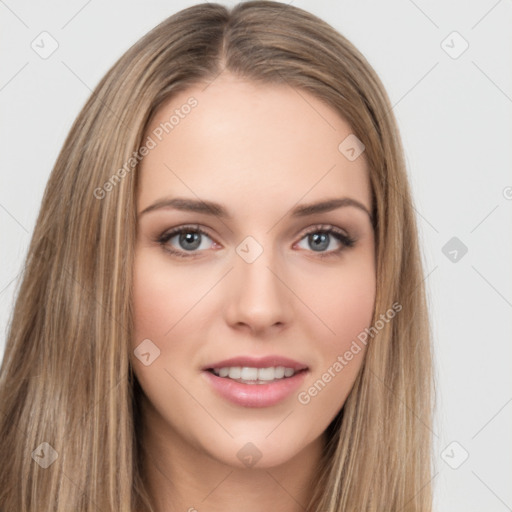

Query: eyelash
[156,223,356,259]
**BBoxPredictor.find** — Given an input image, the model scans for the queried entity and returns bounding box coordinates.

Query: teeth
[274,367,285,379]
[211,366,299,382]
[257,367,276,380]
[240,367,258,380]
[228,367,241,379]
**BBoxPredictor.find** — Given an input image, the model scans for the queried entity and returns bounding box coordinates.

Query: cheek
[132,261,170,342]
[327,273,375,343]
[296,255,375,412]
[131,250,198,406]
[132,249,202,341]
[300,253,376,346]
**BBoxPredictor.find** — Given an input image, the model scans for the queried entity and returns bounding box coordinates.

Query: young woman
[0,2,435,510]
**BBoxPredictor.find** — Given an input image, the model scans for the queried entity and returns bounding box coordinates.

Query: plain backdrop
[1,1,511,510]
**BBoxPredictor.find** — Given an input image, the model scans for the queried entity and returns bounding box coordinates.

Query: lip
[201,355,309,372]
[202,368,309,408]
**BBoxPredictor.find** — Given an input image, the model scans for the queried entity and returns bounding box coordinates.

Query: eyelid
[299,223,350,239]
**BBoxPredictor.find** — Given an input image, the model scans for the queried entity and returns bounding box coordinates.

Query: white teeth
[211,365,299,382]
[228,367,241,379]
[240,367,258,380]
[257,367,275,380]
[274,366,285,379]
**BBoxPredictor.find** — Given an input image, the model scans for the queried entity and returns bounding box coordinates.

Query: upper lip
[202,355,309,372]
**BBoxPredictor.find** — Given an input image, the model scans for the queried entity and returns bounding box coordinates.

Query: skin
[131,72,376,512]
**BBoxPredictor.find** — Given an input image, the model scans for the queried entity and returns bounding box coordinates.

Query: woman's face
[132,73,376,469]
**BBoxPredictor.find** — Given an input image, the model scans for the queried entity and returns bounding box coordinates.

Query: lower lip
[202,370,308,408]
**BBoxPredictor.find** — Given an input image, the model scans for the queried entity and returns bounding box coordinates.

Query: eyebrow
[139,196,372,221]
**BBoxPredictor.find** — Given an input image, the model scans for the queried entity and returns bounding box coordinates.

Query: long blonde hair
[0,2,435,510]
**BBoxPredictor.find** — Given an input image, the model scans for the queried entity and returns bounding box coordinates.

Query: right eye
[157,225,218,258]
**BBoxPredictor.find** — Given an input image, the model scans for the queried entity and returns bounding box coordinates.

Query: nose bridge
[226,234,290,329]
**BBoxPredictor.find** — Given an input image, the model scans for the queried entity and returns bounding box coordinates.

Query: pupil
[180,232,201,250]
[310,233,328,251]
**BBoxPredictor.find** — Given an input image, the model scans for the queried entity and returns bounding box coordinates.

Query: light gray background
[1,1,511,510]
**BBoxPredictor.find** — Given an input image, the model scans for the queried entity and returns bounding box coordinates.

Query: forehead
[137,73,371,218]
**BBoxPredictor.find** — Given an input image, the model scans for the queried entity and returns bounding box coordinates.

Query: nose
[224,246,292,335]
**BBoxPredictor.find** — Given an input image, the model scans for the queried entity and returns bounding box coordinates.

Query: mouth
[201,355,310,408]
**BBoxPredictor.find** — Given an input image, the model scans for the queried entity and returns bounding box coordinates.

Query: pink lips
[201,355,309,408]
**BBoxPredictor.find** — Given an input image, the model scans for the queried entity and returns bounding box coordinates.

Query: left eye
[295,229,352,254]
[157,224,355,258]
[293,224,356,257]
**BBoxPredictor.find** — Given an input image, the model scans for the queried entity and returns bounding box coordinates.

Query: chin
[202,430,316,470]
